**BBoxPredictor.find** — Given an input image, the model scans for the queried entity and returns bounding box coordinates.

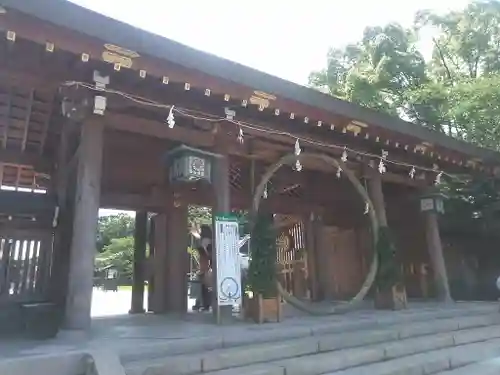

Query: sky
[72,0,471,216]
[69,0,471,86]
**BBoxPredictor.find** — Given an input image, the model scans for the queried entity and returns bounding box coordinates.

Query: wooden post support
[147,216,155,312]
[424,211,452,302]
[304,212,318,301]
[211,154,233,324]
[152,214,167,313]
[368,174,407,310]
[367,174,388,227]
[63,119,104,331]
[130,211,148,314]
[165,197,188,313]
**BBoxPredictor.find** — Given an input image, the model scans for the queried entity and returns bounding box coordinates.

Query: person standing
[197,225,213,311]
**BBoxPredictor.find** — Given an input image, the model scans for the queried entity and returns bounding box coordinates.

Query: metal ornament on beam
[163,145,221,184]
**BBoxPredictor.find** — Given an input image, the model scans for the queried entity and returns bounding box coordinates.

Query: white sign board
[214,214,242,306]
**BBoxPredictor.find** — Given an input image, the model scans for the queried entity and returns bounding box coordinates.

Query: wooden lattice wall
[0,229,53,303]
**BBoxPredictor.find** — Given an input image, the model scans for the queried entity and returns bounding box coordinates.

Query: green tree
[97,213,135,252]
[95,236,135,279]
[415,1,500,82]
[309,23,426,116]
[310,0,500,235]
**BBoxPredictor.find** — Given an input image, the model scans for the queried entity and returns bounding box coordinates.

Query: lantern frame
[164,145,220,184]
[419,190,446,214]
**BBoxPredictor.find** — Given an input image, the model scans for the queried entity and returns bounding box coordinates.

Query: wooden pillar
[152,214,167,313]
[147,216,155,312]
[130,211,147,314]
[367,174,388,226]
[368,174,408,309]
[313,215,328,301]
[305,213,318,301]
[211,154,233,323]
[50,119,76,308]
[165,197,188,313]
[424,212,452,302]
[63,119,104,330]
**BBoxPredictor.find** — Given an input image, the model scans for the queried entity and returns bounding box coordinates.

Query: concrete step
[261,326,500,375]
[120,305,499,363]
[435,357,500,375]
[124,313,500,375]
[329,337,500,375]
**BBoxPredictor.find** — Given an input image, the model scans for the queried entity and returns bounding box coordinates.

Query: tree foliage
[96,213,135,253]
[309,0,500,235]
[95,236,135,279]
[309,0,500,143]
[247,212,277,298]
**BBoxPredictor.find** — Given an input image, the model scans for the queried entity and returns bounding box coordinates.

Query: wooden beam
[101,192,166,212]
[0,190,55,215]
[21,89,34,152]
[104,112,214,147]
[0,149,51,172]
[39,93,55,155]
[362,166,430,188]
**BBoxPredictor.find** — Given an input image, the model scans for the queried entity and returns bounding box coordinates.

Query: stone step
[434,357,500,375]
[262,326,500,375]
[329,337,500,375]
[120,306,499,363]
[124,315,500,375]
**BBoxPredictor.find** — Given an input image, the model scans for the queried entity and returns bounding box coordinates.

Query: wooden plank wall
[385,188,431,299]
[316,225,370,301]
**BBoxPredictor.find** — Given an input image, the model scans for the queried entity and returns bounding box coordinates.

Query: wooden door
[317,226,365,300]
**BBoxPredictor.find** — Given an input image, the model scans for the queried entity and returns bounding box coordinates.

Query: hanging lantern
[419,190,445,214]
[164,145,218,183]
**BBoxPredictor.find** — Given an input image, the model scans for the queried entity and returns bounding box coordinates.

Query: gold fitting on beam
[346,123,361,135]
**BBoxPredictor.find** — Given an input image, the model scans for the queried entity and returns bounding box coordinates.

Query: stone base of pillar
[128,308,145,314]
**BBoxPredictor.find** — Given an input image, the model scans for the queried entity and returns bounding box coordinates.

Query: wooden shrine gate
[275,215,310,299]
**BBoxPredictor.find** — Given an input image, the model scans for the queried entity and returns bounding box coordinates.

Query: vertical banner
[214,214,242,306]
